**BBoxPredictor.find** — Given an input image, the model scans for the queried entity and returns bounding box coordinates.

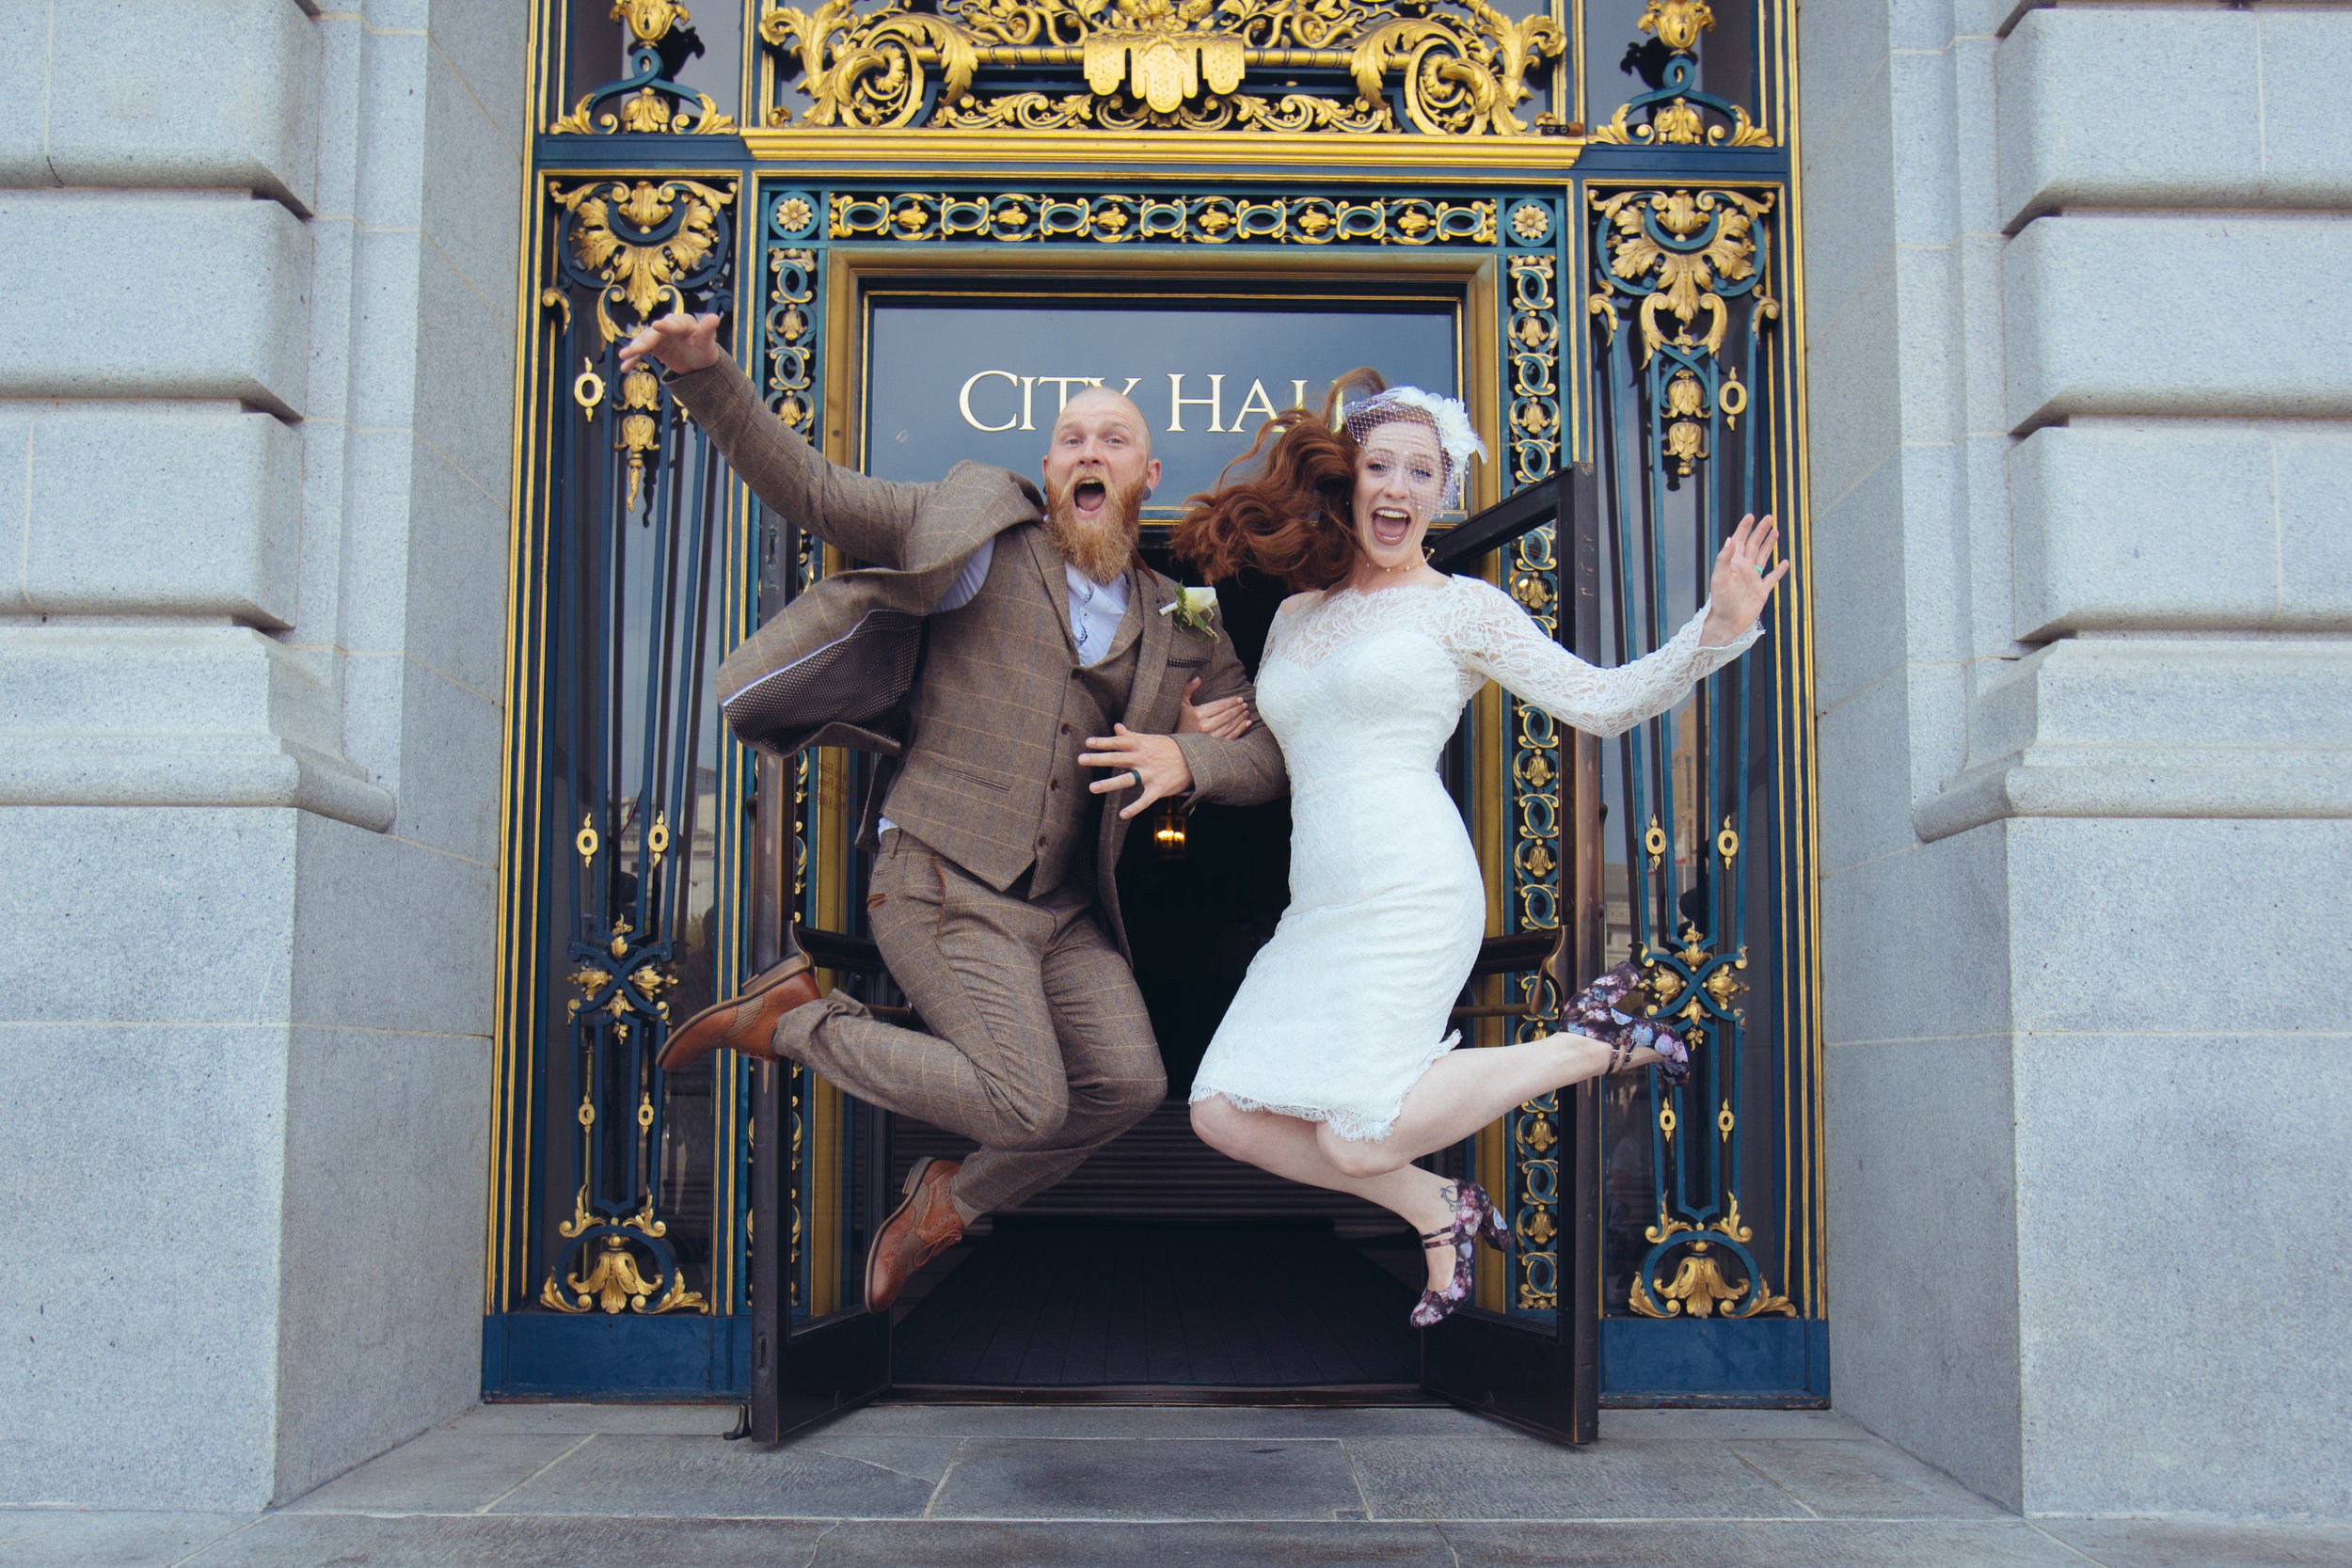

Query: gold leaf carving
[759,0,1561,136]
[554,178,736,343]
[1592,187,1772,364]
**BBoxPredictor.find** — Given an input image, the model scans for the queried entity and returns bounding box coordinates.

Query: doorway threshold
[881,1384,1443,1406]
[892,1217,1422,1387]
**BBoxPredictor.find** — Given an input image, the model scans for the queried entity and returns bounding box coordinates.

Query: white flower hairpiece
[1341,387,1488,511]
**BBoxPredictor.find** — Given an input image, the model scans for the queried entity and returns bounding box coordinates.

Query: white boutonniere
[1160,585,1220,643]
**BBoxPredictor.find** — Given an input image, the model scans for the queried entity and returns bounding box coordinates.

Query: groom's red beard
[1045,469,1149,583]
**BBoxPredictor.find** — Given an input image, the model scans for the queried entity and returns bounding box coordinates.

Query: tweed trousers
[774,829,1164,1223]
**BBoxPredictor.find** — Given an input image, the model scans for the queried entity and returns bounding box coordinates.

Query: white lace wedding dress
[1188,574,1762,1143]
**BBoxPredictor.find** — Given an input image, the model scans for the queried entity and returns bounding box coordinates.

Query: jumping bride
[1097,372,1786,1326]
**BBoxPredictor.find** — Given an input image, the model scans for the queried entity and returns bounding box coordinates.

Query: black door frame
[746,475,1599,1443]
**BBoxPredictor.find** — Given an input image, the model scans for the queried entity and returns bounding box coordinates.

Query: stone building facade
[3,0,2344,1520]
[1800,0,2351,1516]
[3,0,523,1507]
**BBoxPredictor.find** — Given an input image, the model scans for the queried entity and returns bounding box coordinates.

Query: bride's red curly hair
[1171,367,1390,592]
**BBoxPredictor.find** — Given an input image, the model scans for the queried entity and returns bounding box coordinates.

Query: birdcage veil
[1338,387,1487,512]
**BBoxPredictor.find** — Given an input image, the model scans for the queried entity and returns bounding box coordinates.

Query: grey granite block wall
[2,0,524,1511]
[1802,0,2352,1517]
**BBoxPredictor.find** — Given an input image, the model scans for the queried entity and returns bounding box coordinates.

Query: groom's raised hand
[1081,723,1194,821]
[618,310,726,378]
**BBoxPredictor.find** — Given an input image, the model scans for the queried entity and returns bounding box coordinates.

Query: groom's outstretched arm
[624,312,930,569]
[1169,637,1286,806]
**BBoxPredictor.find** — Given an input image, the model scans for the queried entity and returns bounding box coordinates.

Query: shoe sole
[656,954,811,1071]
[864,1156,937,1314]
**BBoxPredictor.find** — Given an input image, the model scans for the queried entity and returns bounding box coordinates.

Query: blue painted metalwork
[488,172,746,1340]
[1497,196,1572,1314]
[1586,176,1816,1332]
[493,0,1819,1402]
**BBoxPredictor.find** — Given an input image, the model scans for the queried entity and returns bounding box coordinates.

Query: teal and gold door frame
[485,0,1822,1402]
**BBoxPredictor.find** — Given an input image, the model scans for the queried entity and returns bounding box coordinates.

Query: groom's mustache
[1046,468,1149,580]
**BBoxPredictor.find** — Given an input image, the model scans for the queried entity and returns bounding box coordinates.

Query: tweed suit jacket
[668,356,1287,955]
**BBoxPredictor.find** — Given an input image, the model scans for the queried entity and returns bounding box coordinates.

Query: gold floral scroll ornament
[554,179,734,344]
[617,366,661,512]
[550,0,739,133]
[1585,0,1770,147]
[1627,1207,1795,1318]
[1591,188,1773,364]
[760,0,1562,136]
[539,1190,711,1314]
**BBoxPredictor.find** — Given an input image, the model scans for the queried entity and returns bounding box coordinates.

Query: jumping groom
[623,312,1286,1311]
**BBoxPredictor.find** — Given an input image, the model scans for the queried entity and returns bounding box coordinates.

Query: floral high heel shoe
[1409,1181,1509,1328]
[1565,960,1692,1086]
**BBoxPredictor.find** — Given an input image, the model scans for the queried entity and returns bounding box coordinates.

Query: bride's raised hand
[1701,514,1790,647]
[1176,676,1253,741]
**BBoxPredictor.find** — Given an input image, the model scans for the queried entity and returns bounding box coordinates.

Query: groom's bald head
[1048,386,1153,457]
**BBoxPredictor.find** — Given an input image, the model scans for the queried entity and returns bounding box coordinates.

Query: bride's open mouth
[1369,506,1415,550]
[1072,476,1108,520]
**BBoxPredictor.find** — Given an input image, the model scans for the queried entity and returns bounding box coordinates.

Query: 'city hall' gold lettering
[955,372,1311,434]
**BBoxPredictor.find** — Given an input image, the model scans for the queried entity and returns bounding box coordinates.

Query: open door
[745,749,892,1439]
[743,508,894,1439]
[1418,467,1603,1445]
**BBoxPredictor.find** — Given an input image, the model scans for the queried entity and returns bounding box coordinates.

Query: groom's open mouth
[1369,506,1415,550]
[1072,476,1108,521]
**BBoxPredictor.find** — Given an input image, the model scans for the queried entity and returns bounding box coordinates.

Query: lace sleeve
[1446,578,1764,739]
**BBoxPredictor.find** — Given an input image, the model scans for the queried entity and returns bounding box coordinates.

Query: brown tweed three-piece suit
[670,356,1287,1222]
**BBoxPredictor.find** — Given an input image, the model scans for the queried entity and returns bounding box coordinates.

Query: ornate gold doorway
[486,0,1823,1415]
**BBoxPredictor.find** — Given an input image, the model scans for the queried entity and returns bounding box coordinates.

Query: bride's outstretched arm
[1450,518,1782,737]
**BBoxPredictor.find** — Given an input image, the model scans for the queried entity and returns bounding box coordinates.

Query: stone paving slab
[173,1513,834,1567]
[1724,1437,2013,1519]
[819,1402,1502,1439]
[1441,1518,2098,1565]
[925,1436,1365,1520]
[0,1511,255,1568]
[811,1519,1454,1564]
[2036,1517,2352,1566]
[1346,1433,1802,1521]
[1597,1408,1866,1439]
[489,1432,960,1518]
[280,1431,587,1515]
[8,1405,2346,1567]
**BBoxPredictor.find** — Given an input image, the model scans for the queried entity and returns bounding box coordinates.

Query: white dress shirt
[926,537,1128,666]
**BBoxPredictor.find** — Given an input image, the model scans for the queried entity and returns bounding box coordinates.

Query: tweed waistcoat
[885,523,1142,899]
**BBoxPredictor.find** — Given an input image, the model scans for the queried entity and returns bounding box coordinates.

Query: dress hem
[1190,1030,1461,1145]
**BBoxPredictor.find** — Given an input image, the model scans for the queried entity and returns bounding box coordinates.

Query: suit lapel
[1100,562,1149,667]
[1120,567,1173,731]
[1022,525,1082,658]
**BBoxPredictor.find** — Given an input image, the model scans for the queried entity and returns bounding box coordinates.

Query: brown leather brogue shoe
[655,953,818,1073]
[865,1156,963,1314]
